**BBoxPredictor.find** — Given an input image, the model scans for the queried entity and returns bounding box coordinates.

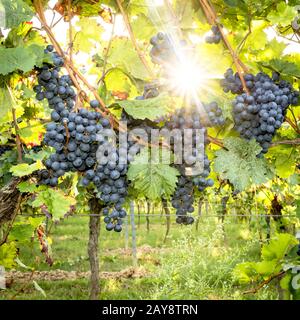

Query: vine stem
[98,13,116,86]
[242,270,285,295]
[33,0,112,118]
[271,138,300,147]
[116,0,155,79]
[11,108,23,163]
[286,117,300,135]
[66,0,74,63]
[7,84,23,163]
[207,135,300,149]
[199,0,249,94]
[10,270,35,300]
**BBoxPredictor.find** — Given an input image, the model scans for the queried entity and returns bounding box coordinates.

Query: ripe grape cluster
[164,105,215,224]
[203,101,225,126]
[35,45,128,232]
[221,68,299,154]
[205,25,222,44]
[150,32,187,65]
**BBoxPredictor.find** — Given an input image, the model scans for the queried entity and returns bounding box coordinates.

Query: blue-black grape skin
[36,47,132,232]
[221,69,299,155]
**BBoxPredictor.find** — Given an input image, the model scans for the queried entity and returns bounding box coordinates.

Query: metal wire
[20,213,295,218]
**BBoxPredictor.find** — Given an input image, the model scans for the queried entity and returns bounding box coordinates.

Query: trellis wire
[20,213,295,218]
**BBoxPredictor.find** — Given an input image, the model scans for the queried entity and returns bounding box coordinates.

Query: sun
[168,59,205,96]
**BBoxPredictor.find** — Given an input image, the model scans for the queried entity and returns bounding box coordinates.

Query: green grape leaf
[267,3,296,27]
[223,0,240,7]
[17,181,39,193]
[296,199,300,219]
[261,233,298,261]
[117,93,173,120]
[0,84,13,119]
[266,58,300,78]
[128,148,179,200]
[214,137,273,190]
[254,260,280,277]
[73,18,103,53]
[9,222,36,244]
[127,0,148,15]
[246,22,268,51]
[0,45,45,75]
[10,160,44,177]
[131,14,157,40]
[0,0,34,29]
[0,242,17,269]
[32,189,75,220]
[24,148,52,162]
[267,145,297,178]
[232,262,258,284]
[108,38,150,80]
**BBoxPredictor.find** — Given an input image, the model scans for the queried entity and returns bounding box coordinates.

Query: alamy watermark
[95,122,206,176]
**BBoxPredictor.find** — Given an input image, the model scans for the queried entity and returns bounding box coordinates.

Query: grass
[0,214,280,300]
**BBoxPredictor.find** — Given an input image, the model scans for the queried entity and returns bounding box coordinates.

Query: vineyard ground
[0,214,280,300]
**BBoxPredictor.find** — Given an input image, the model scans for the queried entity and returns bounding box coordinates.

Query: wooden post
[88,198,102,300]
[162,199,171,244]
[124,215,129,250]
[130,201,138,267]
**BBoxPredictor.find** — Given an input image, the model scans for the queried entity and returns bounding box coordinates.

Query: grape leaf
[17,181,39,193]
[104,68,138,99]
[32,189,75,220]
[261,233,298,261]
[214,137,273,190]
[267,145,297,178]
[131,14,157,40]
[108,38,150,80]
[296,200,300,219]
[266,58,300,78]
[0,242,17,269]
[0,0,33,29]
[267,3,296,27]
[73,18,103,53]
[9,222,36,244]
[128,148,179,200]
[0,45,45,75]
[117,93,173,121]
[10,160,44,177]
[0,84,13,119]
[232,262,258,284]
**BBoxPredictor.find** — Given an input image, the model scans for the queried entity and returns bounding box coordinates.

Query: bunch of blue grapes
[164,105,216,224]
[205,25,222,44]
[35,46,128,232]
[150,32,187,65]
[203,101,225,126]
[221,69,299,154]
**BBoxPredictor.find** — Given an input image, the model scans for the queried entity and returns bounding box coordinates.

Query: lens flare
[168,59,205,96]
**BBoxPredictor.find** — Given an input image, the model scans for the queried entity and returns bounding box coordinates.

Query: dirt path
[7,267,149,283]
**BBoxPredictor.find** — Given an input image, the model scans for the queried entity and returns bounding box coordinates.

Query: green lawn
[0,214,279,300]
